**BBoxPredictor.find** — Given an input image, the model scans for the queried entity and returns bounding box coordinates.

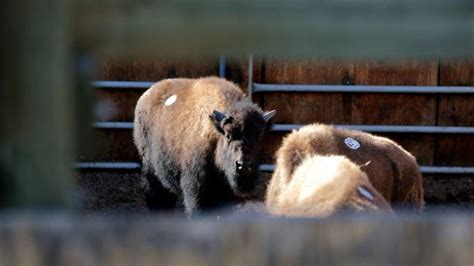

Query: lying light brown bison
[133,77,275,215]
[267,154,393,217]
[266,124,424,212]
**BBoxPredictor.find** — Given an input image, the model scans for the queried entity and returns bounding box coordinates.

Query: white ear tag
[164,95,177,106]
[357,186,374,201]
[344,137,360,150]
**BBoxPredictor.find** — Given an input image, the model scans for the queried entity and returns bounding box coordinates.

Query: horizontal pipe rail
[272,124,474,134]
[92,81,154,89]
[259,164,474,174]
[93,122,474,134]
[253,83,474,94]
[74,162,474,174]
[92,81,474,94]
[93,122,134,129]
[74,162,141,170]
[419,166,474,175]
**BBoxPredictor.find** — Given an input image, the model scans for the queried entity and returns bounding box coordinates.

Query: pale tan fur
[267,155,393,217]
[266,124,424,212]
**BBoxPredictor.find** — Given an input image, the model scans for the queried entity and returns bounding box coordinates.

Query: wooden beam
[73,0,473,57]
[0,214,473,265]
[0,0,73,207]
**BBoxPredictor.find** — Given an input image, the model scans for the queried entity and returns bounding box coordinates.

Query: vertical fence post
[0,0,73,207]
[218,55,227,78]
[248,54,254,99]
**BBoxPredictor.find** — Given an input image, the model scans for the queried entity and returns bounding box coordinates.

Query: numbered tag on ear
[344,137,360,150]
[357,186,374,201]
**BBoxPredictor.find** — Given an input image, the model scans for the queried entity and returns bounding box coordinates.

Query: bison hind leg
[142,169,179,212]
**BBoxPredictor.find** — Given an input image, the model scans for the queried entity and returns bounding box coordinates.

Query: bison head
[210,102,275,197]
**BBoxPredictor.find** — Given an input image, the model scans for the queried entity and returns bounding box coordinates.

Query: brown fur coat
[266,124,424,212]
[267,155,393,217]
[134,77,274,215]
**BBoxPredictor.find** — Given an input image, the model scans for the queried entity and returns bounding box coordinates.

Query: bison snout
[236,160,254,174]
[235,160,243,171]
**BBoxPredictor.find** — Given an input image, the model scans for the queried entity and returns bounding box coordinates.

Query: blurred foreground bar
[0,0,73,207]
[74,0,473,57]
[0,213,473,265]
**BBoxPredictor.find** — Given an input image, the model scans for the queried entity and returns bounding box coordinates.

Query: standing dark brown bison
[133,77,275,215]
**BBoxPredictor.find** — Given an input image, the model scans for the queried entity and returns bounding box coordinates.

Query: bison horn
[263,110,276,122]
[212,110,226,122]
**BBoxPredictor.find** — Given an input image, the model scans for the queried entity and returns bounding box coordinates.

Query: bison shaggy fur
[133,77,275,215]
[266,124,424,213]
[267,154,393,217]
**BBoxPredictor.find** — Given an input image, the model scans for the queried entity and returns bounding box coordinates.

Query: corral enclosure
[1,0,474,265]
[76,57,474,212]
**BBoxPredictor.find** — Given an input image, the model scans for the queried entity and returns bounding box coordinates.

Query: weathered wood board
[438,59,473,126]
[263,92,437,125]
[262,92,350,124]
[434,135,474,166]
[99,57,219,81]
[435,60,474,166]
[439,59,474,86]
[263,58,356,85]
[261,59,438,125]
[1,214,473,266]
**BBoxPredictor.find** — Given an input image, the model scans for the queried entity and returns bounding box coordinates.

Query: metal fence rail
[258,164,474,175]
[92,81,474,94]
[252,83,474,94]
[271,124,474,134]
[92,81,154,89]
[75,162,141,170]
[93,122,474,134]
[93,122,134,129]
[75,162,474,175]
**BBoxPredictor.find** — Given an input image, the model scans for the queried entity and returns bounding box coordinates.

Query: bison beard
[133,77,275,216]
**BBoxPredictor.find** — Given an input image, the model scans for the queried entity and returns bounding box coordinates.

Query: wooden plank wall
[255,59,441,165]
[436,60,474,167]
[252,58,472,167]
[86,57,473,169]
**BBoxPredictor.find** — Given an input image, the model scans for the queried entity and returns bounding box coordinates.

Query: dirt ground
[75,171,148,214]
[75,171,474,214]
[423,175,474,211]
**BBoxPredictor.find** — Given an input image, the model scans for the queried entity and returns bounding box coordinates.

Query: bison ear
[209,110,227,134]
[263,110,276,122]
[212,110,226,122]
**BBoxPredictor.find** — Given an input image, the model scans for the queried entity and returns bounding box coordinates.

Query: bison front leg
[180,171,204,217]
[142,168,179,211]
